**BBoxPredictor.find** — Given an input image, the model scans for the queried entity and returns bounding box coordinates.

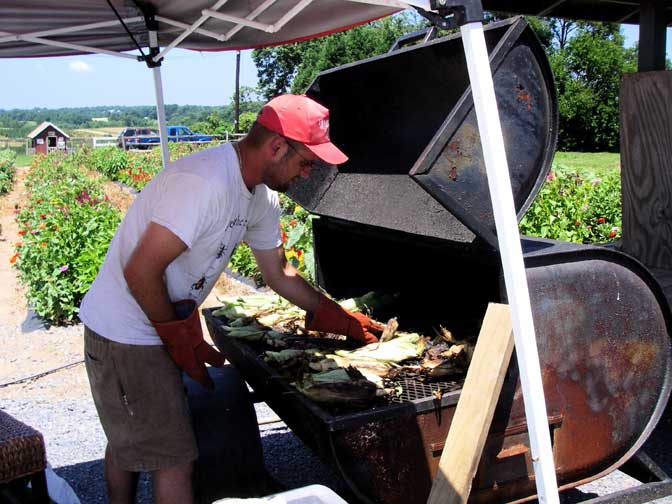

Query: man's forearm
[266,267,321,314]
[124,268,176,323]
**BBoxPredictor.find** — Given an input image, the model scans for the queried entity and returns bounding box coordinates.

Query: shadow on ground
[54,461,152,504]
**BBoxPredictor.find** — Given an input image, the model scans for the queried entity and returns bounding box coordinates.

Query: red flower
[18,230,26,235]
[296,249,303,258]
[36,198,42,203]
[290,219,297,226]
[575,220,581,226]
[281,230,288,244]
[40,242,47,247]
[586,225,593,230]
[598,217,606,224]
[9,252,19,264]
[609,230,618,238]
[40,213,46,219]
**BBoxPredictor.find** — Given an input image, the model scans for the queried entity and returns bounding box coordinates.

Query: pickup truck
[166,125,213,143]
[117,127,161,150]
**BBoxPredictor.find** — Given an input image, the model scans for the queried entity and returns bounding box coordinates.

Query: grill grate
[388,378,462,404]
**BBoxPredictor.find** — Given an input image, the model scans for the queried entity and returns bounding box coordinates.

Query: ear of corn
[212,292,473,407]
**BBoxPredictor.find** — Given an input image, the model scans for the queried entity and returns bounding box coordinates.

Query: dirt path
[0,165,29,328]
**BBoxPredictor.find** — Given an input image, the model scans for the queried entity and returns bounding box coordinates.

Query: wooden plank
[621,72,672,269]
[427,303,514,504]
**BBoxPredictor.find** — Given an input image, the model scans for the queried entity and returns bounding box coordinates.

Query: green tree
[252,12,425,99]
[550,22,636,151]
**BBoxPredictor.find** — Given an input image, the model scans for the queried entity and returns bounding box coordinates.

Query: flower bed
[11,153,121,324]
[84,142,216,191]
[0,149,16,194]
[520,169,621,243]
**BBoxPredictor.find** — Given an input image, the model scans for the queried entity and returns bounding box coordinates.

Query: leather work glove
[305,297,384,345]
[152,299,225,390]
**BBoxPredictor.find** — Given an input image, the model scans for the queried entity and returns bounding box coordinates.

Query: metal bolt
[437,0,447,5]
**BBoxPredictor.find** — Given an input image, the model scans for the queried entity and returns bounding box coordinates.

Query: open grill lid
[287,17,558,248]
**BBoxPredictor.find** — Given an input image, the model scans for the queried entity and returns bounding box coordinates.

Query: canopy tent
[0,1,669,59]
[3,2,668,503]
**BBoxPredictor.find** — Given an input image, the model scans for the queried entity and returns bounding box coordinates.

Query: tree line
[0,96,264,139]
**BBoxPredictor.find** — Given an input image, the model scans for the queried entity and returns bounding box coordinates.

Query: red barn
[26,121,70,155]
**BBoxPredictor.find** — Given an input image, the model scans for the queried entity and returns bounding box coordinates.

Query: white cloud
[69,60,93,73]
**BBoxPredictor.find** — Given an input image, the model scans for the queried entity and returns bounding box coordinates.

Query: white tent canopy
[0,0,405,59]
[0,2,562,503]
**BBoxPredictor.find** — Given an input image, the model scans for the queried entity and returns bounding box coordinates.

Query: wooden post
[427,303,515,504]
[621,72,672,270]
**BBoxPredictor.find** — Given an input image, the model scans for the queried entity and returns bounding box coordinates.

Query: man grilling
[79,94,383,504]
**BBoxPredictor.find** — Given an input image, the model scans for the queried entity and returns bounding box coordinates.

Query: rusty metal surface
[411,19,557,248]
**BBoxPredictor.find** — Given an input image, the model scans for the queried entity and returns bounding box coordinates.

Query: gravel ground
[1,320,671,504]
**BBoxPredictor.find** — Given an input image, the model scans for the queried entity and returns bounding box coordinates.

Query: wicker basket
[0,409,46,484]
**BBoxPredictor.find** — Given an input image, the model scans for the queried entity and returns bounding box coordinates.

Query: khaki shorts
[84,326,199,472]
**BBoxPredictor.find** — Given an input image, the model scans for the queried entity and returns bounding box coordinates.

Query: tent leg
[152,65,170,168]
[148,29,169,169]
[459,21,560,504]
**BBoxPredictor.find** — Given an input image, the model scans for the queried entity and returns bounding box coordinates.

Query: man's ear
[267,134,286,162]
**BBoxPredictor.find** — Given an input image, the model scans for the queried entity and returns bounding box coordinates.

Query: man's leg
[104,444,139,504]
[153,461,194,504]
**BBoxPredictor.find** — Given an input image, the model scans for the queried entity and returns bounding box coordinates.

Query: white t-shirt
[79,143,281,345]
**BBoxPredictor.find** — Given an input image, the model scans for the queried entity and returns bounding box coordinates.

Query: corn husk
[264,349,306,368]
[334,333,426,363]
[423,344,470,378]
[294,367,379,406]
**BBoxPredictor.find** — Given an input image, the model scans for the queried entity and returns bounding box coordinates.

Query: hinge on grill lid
[414,0,484,31]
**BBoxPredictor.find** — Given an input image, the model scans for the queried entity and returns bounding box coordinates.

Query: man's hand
[152,299,225,389]
[305,297,384,345]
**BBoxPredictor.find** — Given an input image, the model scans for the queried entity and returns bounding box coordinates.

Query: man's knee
[153,461,194,504]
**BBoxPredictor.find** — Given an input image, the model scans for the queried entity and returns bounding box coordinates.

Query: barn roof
[26,121,70,139]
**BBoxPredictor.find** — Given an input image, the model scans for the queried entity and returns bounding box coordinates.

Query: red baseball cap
[257,94,348,165]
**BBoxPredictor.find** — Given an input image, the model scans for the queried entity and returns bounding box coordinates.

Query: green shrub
[87,146,129,178]
[519,169,621,243]
[0,149,16,194]
[228,242,264,286]
[12,153,121,324]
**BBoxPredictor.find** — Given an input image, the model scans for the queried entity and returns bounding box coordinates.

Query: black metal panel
[411,19,557,247]
[288,18,557,247]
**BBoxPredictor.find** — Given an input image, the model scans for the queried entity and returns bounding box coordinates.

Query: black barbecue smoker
[206,17,672,504]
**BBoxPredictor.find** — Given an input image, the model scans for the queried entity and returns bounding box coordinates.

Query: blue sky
[0,48,259,109]
[0,23,669,110]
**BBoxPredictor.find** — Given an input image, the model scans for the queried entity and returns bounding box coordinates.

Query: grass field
[2,148,623,175]
[15,153,33,167]
[70,127,122,137]
[552,152,620,178]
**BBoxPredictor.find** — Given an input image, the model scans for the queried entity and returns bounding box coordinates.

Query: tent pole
[459,21,560,504]
[152,65,170,168]
[148,30,170,169]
